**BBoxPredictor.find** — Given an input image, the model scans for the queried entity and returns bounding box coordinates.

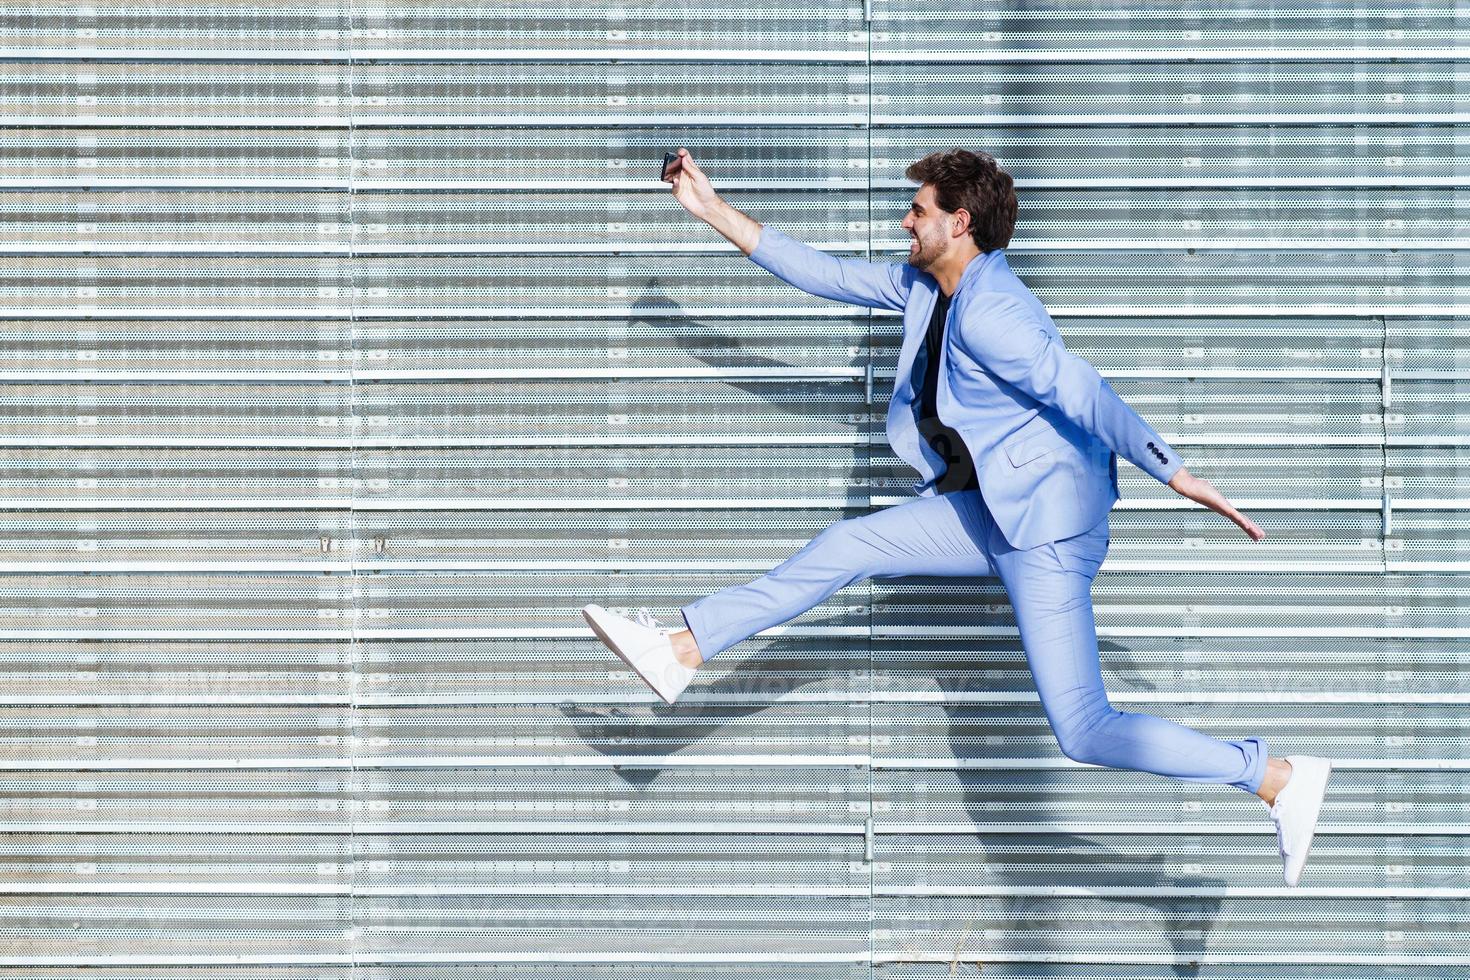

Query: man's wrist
[696,196,735,227]
[699,198,761,256]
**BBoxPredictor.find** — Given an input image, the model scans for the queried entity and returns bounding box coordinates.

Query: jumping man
[582,147,1333,885]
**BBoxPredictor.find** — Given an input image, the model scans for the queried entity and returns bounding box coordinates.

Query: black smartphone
[660,151,683,181]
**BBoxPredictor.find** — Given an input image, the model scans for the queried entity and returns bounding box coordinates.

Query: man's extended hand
[1167,466,1266,541]
[662,148,763,256]
[663,148,721,220]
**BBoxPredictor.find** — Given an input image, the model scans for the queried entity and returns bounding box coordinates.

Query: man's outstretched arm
[664,148,916,312]
[955,290,1266,541]
[667,149,763,256]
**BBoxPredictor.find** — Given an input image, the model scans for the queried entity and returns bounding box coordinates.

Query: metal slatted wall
[0,0,1466,977]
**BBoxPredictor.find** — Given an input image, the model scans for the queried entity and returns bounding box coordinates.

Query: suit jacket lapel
[892,279,938,404]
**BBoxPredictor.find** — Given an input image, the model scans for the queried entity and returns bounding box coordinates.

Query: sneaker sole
[582,604,679,705]
[1284,759,1332,885]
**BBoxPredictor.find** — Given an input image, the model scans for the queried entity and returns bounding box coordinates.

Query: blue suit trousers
[681,491,1268,794]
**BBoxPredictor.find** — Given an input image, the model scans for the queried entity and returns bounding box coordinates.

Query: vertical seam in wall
[1381,311,1390,574]
[858,5,870,975]
[864,9,876,977]
[345,5,360,974]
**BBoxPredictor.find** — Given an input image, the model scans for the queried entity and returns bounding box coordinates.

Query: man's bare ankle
[1258,757,1293,805]
[669,629,703,669]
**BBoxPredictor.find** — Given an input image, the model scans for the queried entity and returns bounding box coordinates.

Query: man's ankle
[1259,757,1293,805]
[669,629,703,669]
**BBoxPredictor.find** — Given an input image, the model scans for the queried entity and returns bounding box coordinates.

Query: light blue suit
[679,225,1268,794]
[747,223,1183,550]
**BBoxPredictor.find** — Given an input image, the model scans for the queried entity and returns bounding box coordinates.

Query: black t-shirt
[915,290,979,493]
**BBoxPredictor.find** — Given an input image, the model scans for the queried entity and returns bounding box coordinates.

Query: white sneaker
[582,603,697,705]
[1266,754,1333,886]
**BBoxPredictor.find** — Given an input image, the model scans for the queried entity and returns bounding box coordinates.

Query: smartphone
[660,152,683,181]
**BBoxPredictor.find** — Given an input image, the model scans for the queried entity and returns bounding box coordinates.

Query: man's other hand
[1167,466,1266,541]
[664,148,720,219]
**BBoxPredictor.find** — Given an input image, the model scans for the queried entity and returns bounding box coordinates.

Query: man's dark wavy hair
[905,148,1018,253]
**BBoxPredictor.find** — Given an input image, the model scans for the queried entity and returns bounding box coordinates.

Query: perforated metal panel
[1,0,1467,975]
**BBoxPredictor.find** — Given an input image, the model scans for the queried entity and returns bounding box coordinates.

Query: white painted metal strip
[0,883,869,897]
[0,822,869,835]
[0,754,873,770]
[13,304,1470,318]
[1,560,1449,573]
[0,368,867,381]
[871,886,1470,899]
[4,691,1469,707]
[8,239,1470,254]
[7,47,1470,62]
[10,177,1470,191]
[5,498,1467,511]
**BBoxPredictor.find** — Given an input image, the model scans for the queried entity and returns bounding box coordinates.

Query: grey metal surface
[0,0,1465,974]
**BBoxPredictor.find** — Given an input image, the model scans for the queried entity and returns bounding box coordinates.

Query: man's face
[900,183,963,270]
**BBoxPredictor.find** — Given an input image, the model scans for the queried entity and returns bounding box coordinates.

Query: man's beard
[908,237,935,269]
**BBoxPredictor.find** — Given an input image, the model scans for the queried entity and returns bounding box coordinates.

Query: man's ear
[951,208,971,240]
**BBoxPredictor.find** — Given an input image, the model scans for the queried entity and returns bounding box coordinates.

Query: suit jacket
[748,224,1183,550]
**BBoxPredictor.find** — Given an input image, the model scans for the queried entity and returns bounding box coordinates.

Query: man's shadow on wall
[556,277,1224,973]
